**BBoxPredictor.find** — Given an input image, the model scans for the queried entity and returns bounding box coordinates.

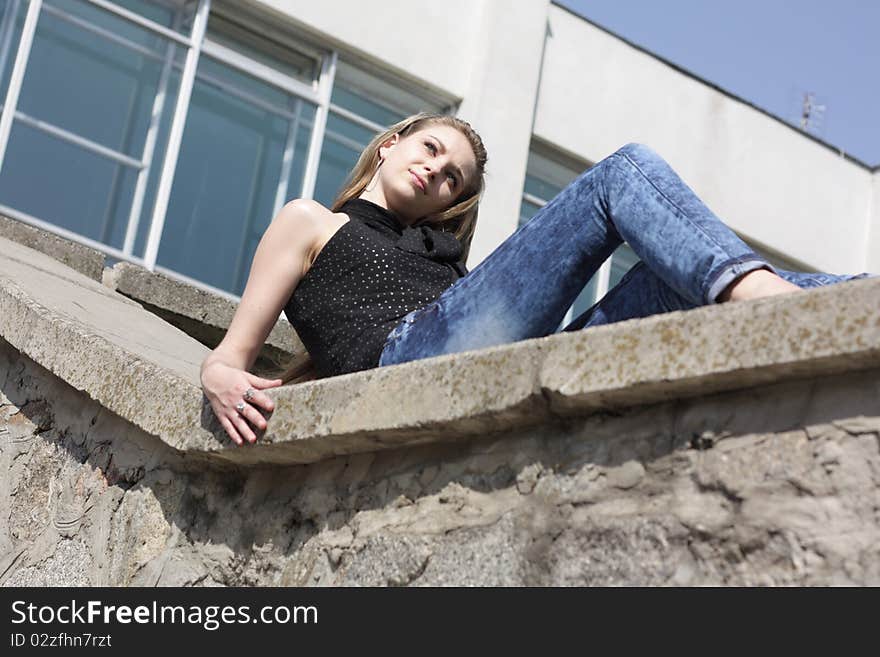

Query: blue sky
[556,0,880,167]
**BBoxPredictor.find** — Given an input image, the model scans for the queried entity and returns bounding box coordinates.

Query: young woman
[200,113,870,446]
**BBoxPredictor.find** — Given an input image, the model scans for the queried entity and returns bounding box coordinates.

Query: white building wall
[253,0,477,96]
[867,172,880,273]
[533,5,873,274]
[455,0,549,264]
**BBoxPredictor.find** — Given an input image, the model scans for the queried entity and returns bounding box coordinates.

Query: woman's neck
[358,187,388,210]
[357,189,417,226]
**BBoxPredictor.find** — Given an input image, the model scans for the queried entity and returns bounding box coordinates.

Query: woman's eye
[425,142,437,154]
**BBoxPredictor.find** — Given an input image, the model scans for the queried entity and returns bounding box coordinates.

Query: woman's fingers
[248,389,275,413]
[231,412,257,444]
[219,415,244,446]
[218,399,267,445]
[242,377,281,412]
[238,402,267,432]
[213,397,266,445]
[250,375,283,388]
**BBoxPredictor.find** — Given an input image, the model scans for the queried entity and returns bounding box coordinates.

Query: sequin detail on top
[284,200,466,377]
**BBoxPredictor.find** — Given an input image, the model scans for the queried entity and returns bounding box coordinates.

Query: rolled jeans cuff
[706,257,777,304]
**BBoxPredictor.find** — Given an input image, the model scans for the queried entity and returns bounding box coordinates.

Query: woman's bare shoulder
[279,199,350,274]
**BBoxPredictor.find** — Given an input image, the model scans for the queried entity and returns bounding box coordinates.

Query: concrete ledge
[0,236,205,450]
[0,214,105,282]
[0,215,301,370]
[1,234,878,467]
[103,262,302,372]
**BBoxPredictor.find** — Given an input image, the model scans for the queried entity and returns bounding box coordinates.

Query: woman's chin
[385,192,423,219]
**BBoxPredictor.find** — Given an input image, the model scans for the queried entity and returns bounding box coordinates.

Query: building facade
[0,0,876,329]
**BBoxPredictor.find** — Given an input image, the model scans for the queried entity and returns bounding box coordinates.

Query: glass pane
[609,243,640,289]
[195,53,290,111]
[568,276,599,324]
[131,60,182,252]
[523,173,564,204]
[109,0,176,29]
[0,122,138,249]
[0,0,25,104]
[330,85,404,127]
[518,198,541,227]
[333,59,442,118]
[312,111,377,207]
[23,0,186,159]
[43,0,185,48]
[206,11,319,86]
[153,55,316,295]
[47,0,199,37]
[284,100,314,200]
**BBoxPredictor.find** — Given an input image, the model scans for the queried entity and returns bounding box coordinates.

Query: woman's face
[371,124,478,224]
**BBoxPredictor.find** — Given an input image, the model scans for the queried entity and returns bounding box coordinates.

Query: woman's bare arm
[200,199,326,444]
[202,199,321,372]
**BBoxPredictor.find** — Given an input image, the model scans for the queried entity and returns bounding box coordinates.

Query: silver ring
[235,401,246,413]
[244,387,255,401]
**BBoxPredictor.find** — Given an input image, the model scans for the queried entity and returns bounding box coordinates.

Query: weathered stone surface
[0,214,104,281]
[104,262,301,372]
[2,338,879,586]
[0,236,209,452]
[2,234,879,468]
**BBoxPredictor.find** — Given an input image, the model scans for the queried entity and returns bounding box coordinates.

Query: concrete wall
[253,0,481,97]
[867,172,880,273]
[455,0,549,264]
[533,5,874,274]
[3,338,879,586]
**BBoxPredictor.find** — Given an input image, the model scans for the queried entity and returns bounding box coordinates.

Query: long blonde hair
[276,113,488,384]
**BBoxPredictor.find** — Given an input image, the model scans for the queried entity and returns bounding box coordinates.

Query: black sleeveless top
[284,199,468,377]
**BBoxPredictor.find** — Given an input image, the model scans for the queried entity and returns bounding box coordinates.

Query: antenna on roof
[799,91,826,136]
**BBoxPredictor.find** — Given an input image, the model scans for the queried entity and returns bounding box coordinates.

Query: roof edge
[550,1,879,173]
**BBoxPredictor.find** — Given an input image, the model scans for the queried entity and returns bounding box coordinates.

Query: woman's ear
[378,133,399,161]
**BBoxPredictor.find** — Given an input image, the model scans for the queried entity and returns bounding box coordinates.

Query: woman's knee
[614,142,660,164]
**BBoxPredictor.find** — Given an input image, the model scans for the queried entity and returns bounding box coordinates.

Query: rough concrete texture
[0,235,209,453]
[2,234,879,467]
[2,338,878,586]
[0,214,104,282]
[103,262,301,372]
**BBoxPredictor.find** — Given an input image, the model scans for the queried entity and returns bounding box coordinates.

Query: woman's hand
[201,362,283,446]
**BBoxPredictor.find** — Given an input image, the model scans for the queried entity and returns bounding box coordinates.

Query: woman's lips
[409,170,426,193]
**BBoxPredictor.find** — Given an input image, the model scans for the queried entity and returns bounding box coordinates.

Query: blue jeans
[379,143,870,367]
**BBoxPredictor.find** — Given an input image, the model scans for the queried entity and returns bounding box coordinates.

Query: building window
[0,0,451,298]
[519,143,639,330]
[0,0,194,257]
[151,6,320,295]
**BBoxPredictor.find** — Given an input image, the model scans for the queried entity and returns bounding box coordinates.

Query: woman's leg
[380,143,813,367]
[561,264,873,332]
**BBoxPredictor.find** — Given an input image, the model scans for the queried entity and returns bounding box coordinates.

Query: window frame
[0,0,456,303]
